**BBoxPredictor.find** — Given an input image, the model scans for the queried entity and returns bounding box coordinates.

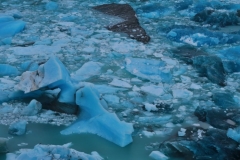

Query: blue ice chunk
[8,120,27,136]
[45,1,58,11]
[0,15,14,23]
[0,64,19,76]
[227,127,240,143]
[149,151,169,160]
[136,3,173,18]
[21,61,39,72]
[39,56,76,104]
[1,37,12,45]
[21,99,42,116]
[94,84,127,94]
[61,86,134,147]
[0,20,25,39]
[192,55,225,86]
[216,46,240,73]
[212,91,239,108]
[166,26,240,46]
[222,61,240,73]
[125,57,172,83]
[0,105,14,114]
[6,144,103,160]
[71,61,103,82]
[103,94,119,105]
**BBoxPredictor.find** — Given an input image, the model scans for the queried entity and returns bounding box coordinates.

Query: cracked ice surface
[1,0,240,159]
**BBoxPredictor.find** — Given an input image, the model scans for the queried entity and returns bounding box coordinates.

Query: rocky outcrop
[93,3,150,43]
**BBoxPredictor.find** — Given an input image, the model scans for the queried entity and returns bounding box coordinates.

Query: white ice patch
[227,126,240,143]
[144,103,158,112]
[103,94,120,104]
[180,36,198,46]
[111,41,137,53]
[172,88,193,99]
[109,78,132,88]
[9,45,61,56]
[140,85,164,96]
[190,83,202,89]
[72,61,103,81]
[178,128,186,137]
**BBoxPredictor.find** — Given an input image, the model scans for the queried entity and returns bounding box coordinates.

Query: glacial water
[0,123,181,160]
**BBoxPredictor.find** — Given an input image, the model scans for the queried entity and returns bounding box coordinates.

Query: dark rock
[160,127,240,159]
[193,9,239,27]
[194,106,207,122]
[42,99,79,115]
[237,10,240,17]
[192,55,226,86]
[194,107,239,130]
[172,46,226,86]
[171,45,207,64]
[10,90,79,115]
[192,9,214,23]
[155,103,173,113]
[136,3,173,19]
[8,121,27,136]
[93,3,150,43]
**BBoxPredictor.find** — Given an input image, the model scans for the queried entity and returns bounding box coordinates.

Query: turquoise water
[0,123,171,160]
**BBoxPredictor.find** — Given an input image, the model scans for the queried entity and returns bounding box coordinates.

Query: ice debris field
[1,0,240,159]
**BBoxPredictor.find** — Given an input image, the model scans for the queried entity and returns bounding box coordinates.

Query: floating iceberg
[93,3,150,43]
[8,120,27,136]
[61,85,134,147]
[0,15,25,44]
[227,126,240,143]
[7,143,103,160]
[72,61,103,82]
[21,99,42,116]
[149,151,169,160]
[16,56,76,104]
[0,64,19,76]
[192,9,239,27]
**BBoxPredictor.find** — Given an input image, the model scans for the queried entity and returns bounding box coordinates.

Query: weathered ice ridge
[93,3,150,43]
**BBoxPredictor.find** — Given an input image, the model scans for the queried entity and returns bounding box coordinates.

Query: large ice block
[61,85,134,147]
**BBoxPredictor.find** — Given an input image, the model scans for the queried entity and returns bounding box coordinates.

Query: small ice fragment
[149,151,168,160]
[178,128,186,137]
[144,103,158,112]
[109,78,132,88]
